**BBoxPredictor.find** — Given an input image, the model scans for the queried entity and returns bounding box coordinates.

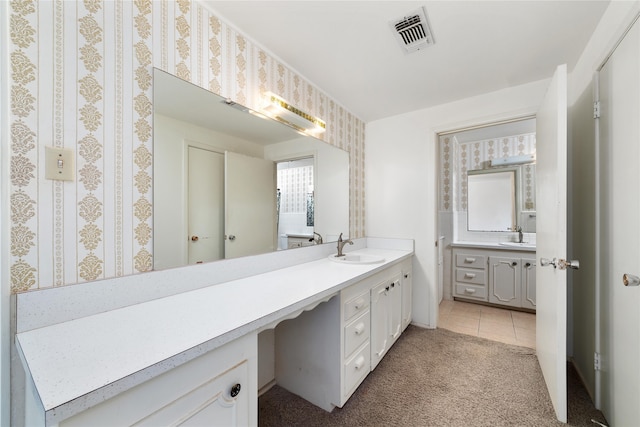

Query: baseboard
[568,357,595,403]
[258,379,277,397]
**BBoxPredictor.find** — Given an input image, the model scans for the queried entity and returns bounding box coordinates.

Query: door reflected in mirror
[153,68,349,270]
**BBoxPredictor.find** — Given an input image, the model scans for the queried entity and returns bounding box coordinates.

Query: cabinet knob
[525,262,532,267]
[391,282,395,288]
[230,383,241,398]
[512,261,518,266]
[385,286,390,292]
[404,273,409,278]
[191,235,199,242]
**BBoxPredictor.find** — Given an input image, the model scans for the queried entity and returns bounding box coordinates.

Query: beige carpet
[259,325,607,426]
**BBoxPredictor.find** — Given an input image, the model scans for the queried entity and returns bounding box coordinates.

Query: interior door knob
[623,273,640,286]
[191,235,199,242]
[540,257,556,268]
[558,259,580,270]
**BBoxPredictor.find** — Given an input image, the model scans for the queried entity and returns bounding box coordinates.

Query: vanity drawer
[344,292,369,321]
[455,268,486,285]
[456,253,486,269]
[454,283,488,300]
[344,311,370,358]
[344,342,370,398]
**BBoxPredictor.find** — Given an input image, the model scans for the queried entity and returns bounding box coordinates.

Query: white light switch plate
[45,146,74,181]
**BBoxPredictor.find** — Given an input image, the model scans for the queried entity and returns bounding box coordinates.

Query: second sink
[499,242,536,249]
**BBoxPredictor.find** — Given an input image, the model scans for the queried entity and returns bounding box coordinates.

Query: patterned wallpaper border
[8,0,365,293]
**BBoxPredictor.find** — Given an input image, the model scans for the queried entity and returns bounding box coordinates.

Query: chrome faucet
[313,232,323,244]
[515,226,523,243]
[336,233,353,257]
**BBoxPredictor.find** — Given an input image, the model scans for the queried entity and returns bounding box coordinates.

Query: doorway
[275,157,315,250]
[437,118,537,302]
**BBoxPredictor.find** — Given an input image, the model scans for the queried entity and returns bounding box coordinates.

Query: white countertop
[16,246,412,423]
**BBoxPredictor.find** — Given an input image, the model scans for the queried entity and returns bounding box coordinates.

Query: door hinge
[593,101,601,119]
[594,352,601,371]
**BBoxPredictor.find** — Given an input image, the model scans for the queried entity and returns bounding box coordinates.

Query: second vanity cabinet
[453,246,536,310]
[488,255,537,309]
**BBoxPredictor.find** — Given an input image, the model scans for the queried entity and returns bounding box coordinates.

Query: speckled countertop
[16,246,413,423]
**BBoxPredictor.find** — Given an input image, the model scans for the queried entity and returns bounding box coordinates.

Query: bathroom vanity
[15,238,413,426]
[451,243,536,310]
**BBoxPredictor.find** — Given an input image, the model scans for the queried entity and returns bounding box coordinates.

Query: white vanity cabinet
[452,246,536,310]
[401,259,413,331]
[370,274,402,369]
[58,333,258,427]
[274,259,412,412]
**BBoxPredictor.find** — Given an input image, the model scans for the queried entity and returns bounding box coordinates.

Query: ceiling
[202,1,610,122]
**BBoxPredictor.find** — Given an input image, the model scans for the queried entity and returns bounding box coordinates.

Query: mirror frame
[467,167,520,232]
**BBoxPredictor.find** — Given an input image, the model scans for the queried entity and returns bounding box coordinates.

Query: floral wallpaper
[439,133,537,212]
[8,0,365,293]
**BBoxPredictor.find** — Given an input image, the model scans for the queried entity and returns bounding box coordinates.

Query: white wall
[366,80,549,328]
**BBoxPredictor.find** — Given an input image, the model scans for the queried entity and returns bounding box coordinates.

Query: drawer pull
[464,273,476,279]
[465,257,476,263]
[354,298,365,309]
[230,383,241,398]
[465,288,476,294]
[354,323,365,335]
[354,355,365,370]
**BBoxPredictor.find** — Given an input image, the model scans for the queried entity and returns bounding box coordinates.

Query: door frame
[434,114,538,312]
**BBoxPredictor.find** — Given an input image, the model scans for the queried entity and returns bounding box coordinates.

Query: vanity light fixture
[261,92,326,135]
[490,154,536,167]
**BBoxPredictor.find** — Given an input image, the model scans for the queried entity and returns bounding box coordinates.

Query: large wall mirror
[153,68,349,270]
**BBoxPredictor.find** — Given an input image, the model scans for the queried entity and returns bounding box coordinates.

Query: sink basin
[499,242,536,249]
[328,253,385,265]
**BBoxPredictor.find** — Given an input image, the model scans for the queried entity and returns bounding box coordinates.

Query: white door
[188,146,225,264]
[225,151,276,258]
[535,64,570,423]
[597,18,640,425]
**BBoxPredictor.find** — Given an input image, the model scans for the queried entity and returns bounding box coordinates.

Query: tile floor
[438,299,536,349]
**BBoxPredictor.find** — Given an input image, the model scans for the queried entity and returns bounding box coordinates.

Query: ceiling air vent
[391,7,435,53]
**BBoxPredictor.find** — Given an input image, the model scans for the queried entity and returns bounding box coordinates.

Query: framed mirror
[467,168,517,232]
[153,68,349,270]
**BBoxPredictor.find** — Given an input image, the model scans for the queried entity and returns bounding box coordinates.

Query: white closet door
[597,17,640,425]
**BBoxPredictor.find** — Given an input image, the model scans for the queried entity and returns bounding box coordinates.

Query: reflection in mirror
[153,68,349,270]
[467,168,517,232]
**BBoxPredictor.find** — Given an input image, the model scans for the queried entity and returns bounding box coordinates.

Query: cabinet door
[521,258,537,310]
[370,281,390,370]
[389,279,402,342]
[488,256,521,308]
[136,361,249,426]
[401,267,412,331]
